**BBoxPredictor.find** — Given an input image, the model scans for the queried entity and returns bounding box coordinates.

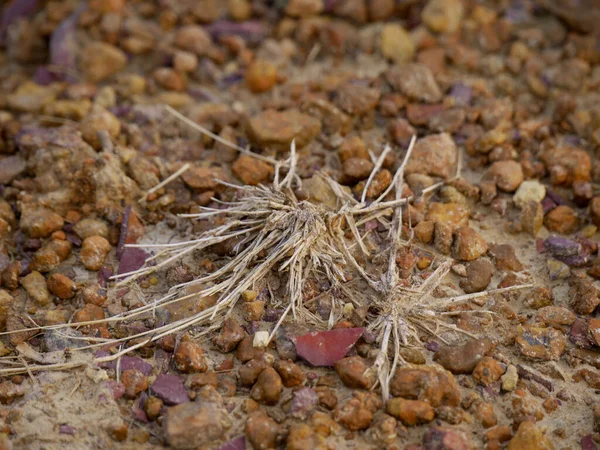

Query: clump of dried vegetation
[0,107,532,398]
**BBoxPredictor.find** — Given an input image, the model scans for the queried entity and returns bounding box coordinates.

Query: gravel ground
[0,0,600,449]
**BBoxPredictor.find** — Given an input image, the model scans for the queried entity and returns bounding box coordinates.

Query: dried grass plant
[0,106,532,394]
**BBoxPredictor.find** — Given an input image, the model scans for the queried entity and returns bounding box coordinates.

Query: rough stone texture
[386,63,443,103]
[164,400,231,449]
[405,133,457,179]
[516,326,567,360]
[433,338,493,374]
[507,420,555,450]
[247,109,321,150]
[390,365,460,407]
[452,227,488,261]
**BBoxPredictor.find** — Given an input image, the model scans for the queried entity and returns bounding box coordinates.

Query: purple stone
[59,424,76,436]
[545,190,567,206]
[544,236,581,257]
[425,341,440,352]
[104,380,125,400]
[101,356,153,376]
[290,388,319,419]
[570,319,594,349]
[449,83,472,106]
[117,247,149,276]
[582,435,598,450]
[132,392,149,423]
[219,437,246,450]
[205,20,266,44]
[151,374,189,405]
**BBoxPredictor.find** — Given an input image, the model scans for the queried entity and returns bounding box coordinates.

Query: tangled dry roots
[0,112,532,399]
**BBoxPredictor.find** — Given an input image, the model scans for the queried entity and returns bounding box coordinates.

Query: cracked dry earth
[1,0,600,449]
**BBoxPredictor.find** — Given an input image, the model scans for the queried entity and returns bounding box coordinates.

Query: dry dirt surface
[1,0,600,449]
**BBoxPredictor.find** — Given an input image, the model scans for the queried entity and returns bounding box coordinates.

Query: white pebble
[513,180,546,209]
[253,331,270,348]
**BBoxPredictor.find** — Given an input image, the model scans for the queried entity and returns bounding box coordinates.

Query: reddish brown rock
[472,357,505,386]
[386,398,435,425]
[405,133,458,179]
[250,367,282,405]
[174,341,208,373]
[342,158,374,183]
[334,395,373,431]
[337,136,369,162]
[334,356,375,389]
[164,398,231,449]
[232,155,274,186]
[485,160,524,192]
[336,82,380,115]
[544,205,580,234]
[274,360,306,387]
[516,325,567,360]
[460,258,494,293]
[213,318,245,353]
[386,63,443,103]
[46,273,76,300]
[507,420,555,450]
[247,109,321,150]
[433,338,493,374]
[536,306,576,328]
[452,227,488,261]
[540,146,591,186]
[121,369,149,398]
[245,409,280,449]
[569,277,599,315]
[80,236,111,271]
[181,166,228,192]
[245,60,277,93]
[390,365,460,407]
[19,205,63,238]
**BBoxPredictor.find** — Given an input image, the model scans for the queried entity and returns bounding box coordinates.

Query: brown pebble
[274,359,306,387]
[242,300,265,322]
[144,396,163,420]
[334,395,374,431]
[80,235,111,271]
[434,338,493,374]
[478,402,498,428]
[19,205,63,238]
[46,273,76,300]
[452,227,488,261]
[506,420,553,450]
[213,318,245,353]
[460,258,494,293]
[250,367,282,405]
[569,277,600,315]
[386,398,435,425]
[105,423,128,442]
[245,409,280,450]
[342,158,374,183]
[181,166,228,192]
[338,136,369,162]
[174,341,208,373]
[121,369,149,398]
[82,283,107,306]
[334,356,375,389]
[232,155,274,186]
[472,357,505,386]
[390,365,460,407]
[544,205,580,235]
[246,60,278,93]
[21,271,52,306]
[516,325,567,361]
[485,160,524,192]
